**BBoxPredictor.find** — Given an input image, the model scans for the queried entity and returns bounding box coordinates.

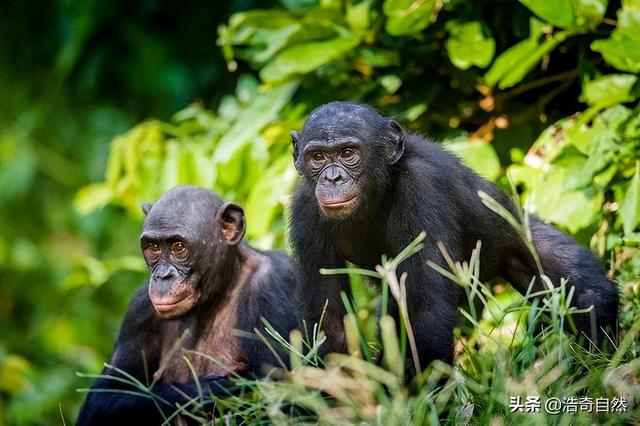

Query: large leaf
[213,82,297,163]
[443,137,501,181]
[497,32,567,89]
[574,0,608,26]
[581,74,639,107]
[619,162,640,235]
[484,38,539,87]
[383,0,438,36]
[591,6,640,72]
[531,155,604,233]
[260,32,360,82]
[519,0,575,28]
[244,156,297,245]
[445,21,495,70]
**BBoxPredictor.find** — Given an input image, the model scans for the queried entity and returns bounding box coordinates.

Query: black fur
[77,186,297,425]
[290,102,619,369]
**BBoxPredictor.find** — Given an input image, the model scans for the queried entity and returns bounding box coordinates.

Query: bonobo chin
[289,101,618,370]
[77,185,298,425]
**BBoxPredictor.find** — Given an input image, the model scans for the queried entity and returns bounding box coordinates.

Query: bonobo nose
[324,166,344,184]
[154,264,175,280]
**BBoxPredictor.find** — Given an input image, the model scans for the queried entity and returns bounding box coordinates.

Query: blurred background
[0,0,638,423]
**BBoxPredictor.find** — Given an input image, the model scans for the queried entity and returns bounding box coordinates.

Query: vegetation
[1,0,638,423]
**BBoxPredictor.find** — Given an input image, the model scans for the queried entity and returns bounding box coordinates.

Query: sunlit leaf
[74,183,113,215]
[530,153,604,233]
[213,82,297,163]
[619,163,640,235]
[244,156,297,244]
[581,74,639,106]
[591,5,640,72]
[346,0,372,30]
[383,0,438,36]
[574,0,608,27]
[260,33,360,82]
[443,137,501,182]
[484,38,539,87]
[519,0,575,28]
[445,21,495,70]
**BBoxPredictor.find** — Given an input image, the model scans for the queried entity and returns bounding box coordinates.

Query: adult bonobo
[78,186,297,425]
[289,101,618,370]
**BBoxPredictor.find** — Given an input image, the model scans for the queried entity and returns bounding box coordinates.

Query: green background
[0,0,638,423]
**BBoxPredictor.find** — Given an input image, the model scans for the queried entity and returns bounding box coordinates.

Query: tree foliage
[0,0,638,423]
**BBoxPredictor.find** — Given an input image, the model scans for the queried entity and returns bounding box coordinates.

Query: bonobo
[78,186,297,425]
[289,101,618,369]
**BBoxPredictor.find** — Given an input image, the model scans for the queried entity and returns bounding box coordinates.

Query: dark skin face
[140,187,245,319]
[291,103,404,220]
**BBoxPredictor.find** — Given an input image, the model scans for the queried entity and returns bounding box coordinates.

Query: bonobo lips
[150,290,199,317]
[320,195,357,209]
[153,296,188,312]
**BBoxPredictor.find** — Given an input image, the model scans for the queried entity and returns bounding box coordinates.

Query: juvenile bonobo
[289,101,618,370]
[78,185,297,425]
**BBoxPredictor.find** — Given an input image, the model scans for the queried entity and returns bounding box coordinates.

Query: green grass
[80,194,640,424]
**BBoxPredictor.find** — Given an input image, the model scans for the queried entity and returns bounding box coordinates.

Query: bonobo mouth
[317,194,359,219]
[320,195,357,209]
[150,291,199,318]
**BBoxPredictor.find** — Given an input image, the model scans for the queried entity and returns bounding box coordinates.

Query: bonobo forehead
[143,185,222,240]
[301,102,384,143]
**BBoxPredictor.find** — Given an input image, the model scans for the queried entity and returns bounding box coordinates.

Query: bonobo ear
[386,120,405,165]
[291,130,303,175]
[141,202,153,216]
[216,202,246,246]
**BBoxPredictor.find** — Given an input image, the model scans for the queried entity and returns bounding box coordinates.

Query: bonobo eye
[340,148,359,166]
[144,243,161,260]
[308,151,326,170]
[171,242,188,260]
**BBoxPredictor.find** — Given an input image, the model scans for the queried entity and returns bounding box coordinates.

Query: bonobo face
[292,102,404,221]
[140,186,245,319]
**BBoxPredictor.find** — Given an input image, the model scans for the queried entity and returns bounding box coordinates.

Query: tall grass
[79,192,639,424]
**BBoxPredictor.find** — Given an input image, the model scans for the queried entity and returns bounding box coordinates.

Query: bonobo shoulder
[395,133,475,182]
[246,248,294,290]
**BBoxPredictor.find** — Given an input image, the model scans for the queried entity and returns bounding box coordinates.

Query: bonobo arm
[78,373,236,426]
[290,192,350,356]
[77,286,235,425]
[295,255,350,356]
[77,285,167,425]
[395,254,458,369]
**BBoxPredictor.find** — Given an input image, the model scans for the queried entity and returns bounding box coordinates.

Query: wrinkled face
[141,232,201,319]
[140,186,246,319]
[292,102,404,221]
[302,137,364,220]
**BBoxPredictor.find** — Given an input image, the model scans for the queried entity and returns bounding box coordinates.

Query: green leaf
[244,156,297,241]
[619,162,640,235]
[74,183,113,215]
[213,82,297,163]
[574,0,608,27]
[533,167,603,234]
[443,137,501,182]
[591,7,640,72]
[484,38,539,87]
[260,32,360,82]
[497,31,568,89]
[346,0,372,30]
[519,0,575,28]
[445,21,495,70]
[383,0,438,36]
[221,10,302,65]
[581,74,639,106]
